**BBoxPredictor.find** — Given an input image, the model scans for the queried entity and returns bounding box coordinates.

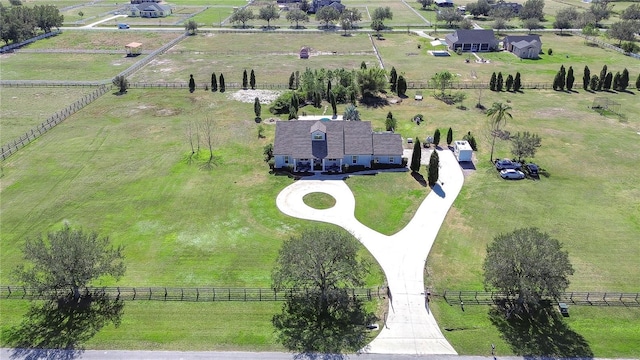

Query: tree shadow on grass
[411,171,427,187]
[6,292,124,360]
[489,305,593,358]
[273,291,376,359]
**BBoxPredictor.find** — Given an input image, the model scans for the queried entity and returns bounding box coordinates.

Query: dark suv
[524,163,540,179]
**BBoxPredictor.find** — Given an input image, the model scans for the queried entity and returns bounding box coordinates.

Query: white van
[117,23,130,29]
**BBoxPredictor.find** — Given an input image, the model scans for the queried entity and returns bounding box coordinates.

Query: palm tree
[486,102,512,162]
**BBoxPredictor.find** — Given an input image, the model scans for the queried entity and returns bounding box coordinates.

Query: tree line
[552,65,636,92]
[0,3,63,45]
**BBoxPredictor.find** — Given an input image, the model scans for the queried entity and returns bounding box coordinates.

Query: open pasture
[129,32,380,85]
[23,31,183,51]
[61,4,121,23]
[0,87,94,144]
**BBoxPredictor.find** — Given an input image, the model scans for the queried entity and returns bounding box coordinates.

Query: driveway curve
[276,149,464,355]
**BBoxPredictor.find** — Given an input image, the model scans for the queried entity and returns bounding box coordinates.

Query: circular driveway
[276,149,465,355]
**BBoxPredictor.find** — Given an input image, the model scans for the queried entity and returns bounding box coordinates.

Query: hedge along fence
[0,85,109,162]
[0,285,385,302]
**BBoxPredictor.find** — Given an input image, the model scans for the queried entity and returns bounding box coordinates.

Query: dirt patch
[228,89,282,104]
[155,108,179,117]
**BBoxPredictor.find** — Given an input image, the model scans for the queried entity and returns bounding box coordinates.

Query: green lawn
[1,20,640,355]
[24,31,182,51]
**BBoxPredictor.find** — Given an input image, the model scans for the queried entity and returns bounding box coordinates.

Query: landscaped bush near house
[269,91,295,115]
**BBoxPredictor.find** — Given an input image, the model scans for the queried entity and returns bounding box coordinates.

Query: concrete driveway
[276,149,464,355]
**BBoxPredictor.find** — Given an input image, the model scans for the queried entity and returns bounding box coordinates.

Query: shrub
[269,91,294,115]
[547,48,553,55]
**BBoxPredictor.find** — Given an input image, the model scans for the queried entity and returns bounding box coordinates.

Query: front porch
[292,158,343,173]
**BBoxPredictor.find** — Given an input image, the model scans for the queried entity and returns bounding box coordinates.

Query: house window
[352,156,358,164]
[313,133,324,140]
[389,157,394,163]
[284,156,289,164]
[374,157,379,163]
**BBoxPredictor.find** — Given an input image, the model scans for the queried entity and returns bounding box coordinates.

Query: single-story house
[435,0,454,7]
[503,35,542,59]
[445,29,498,52]
[130,2,172,18]
[273,120,403,172]
[130,0,160,4]
[309,0,345,13]
[491,1,523,14]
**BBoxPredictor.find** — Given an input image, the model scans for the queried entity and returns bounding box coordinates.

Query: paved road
[276,149,464,355]
[2,349,636,360]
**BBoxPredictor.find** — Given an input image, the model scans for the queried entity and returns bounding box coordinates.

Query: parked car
[524,163,540,179]
[495,158,521,170]
[500,169,525,180]
[558,302,569,317]
[117,23,130,29]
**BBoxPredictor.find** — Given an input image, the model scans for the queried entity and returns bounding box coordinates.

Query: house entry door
[471,44,478,52]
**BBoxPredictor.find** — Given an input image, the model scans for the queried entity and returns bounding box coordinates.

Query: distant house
[503,35,542,59]
[130,0,160,4]
[130,2,172,18]
[435,0,454,7]
[445,29,498,52]
[309,0,345,13]
[491,1,523,14]
[273,120,403,172]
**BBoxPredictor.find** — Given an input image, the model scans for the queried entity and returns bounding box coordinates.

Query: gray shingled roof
[503,35,541,47]
[274,120,400,159]
[446,29,496,45]
[373,133,403,155]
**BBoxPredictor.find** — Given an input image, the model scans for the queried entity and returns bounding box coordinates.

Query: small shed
[299,47,310,59]
[454,140,473,162]
[125,42,142,57]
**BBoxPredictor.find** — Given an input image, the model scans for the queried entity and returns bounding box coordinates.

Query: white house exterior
[273,120,403,173]
[129,2,172,17]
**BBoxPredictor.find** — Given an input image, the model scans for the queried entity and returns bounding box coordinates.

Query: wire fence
[115,32,189,80]
[573,33,640,60]
[0,85,110,161]
[443,290,640,307]
[0,285,384,302]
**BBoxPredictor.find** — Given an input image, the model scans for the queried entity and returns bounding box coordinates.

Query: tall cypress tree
[513,72,522,92]
[211,72,217,92]
[490,72,497,91]
[254,97,261,121]
[505,74,514,92]
[397,75,407,96]
[497,72,504,91]
[612,72,621,91]
[566,66,574,91]
[189,74,195,93]
[410,139,422,172]
[250,69,256,89]
[598,65,607,91]
[427,150,439,187]
[390,67,398,92]
[433,128,441,147]
[603,72,613,90]
[330,92,337,117]
[219,73,225,93]
[620,68,629,91]
[288,72,295,89]
[446,127,453,146]
[582,66,590,90]
[326,80,332,100]
[242,69,248,89]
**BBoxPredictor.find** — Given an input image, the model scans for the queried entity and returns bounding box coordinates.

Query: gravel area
[228,89,282,104]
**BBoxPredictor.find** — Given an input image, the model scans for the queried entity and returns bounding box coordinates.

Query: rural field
[1,1,640,356]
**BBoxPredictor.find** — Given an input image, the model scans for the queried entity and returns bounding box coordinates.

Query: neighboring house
[273,120,403,172]
[445,29,498,52]
[309,0,345,13]
[503,35,542,59]
[435,0,454,7]
[491,1,523,14]
[130,2,172,18]
[130,0,160,4]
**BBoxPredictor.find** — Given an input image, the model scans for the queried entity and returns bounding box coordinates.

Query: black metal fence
[0,285,384,302]
[443,290,640,307]
[0,85,109,161]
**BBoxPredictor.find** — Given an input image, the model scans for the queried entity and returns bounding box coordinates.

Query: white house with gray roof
[273,120,403,173]
[445,29,498,52]
[129,2,172,17]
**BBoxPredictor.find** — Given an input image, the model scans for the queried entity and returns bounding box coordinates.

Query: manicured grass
[61,5,121,23]
[430,299,640,357]
[346,172,427,235]
[24,31,183,51]
[303,192,336,209]
[0,87,94,144]
[130,32,379,85]
[0,53,137,81]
